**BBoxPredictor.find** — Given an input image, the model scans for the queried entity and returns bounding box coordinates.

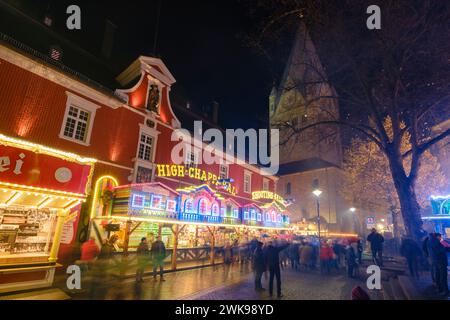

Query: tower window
[286,182,291,195]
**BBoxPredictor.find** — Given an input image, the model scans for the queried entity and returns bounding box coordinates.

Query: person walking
[400,237,422,279]
[136,237,150,282]
[345,243,357,278]
[151,236,166,281]
[300,241,313,270]
[319,241,334,274]
[252,241,265,291]
[288,242,300,270]
[356,239,363,265]
[80,237,100,272]
[265,240,289,298]
[89,235,117,299]
[367,228,384,267]
[428,233,450,296]
[423,233,437,285]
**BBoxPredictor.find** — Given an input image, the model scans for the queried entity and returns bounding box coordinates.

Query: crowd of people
[76,227,449,299]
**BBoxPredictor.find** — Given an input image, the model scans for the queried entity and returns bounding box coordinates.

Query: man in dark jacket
[151,236,166,281]
[400,237,422,278]
[423,233,437,284]
[428,233,450,296]
[265,240,289,298]
[253,241,265,291]
[367,228,384,267]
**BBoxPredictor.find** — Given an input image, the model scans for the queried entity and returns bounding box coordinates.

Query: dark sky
[1,0,275,130]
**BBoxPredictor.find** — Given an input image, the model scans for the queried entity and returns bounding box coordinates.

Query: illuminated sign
[252,191,287,206]
[156,164,236,195]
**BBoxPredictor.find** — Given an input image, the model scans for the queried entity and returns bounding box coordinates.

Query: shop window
[150,195,162,209]
[265,212,271,222]
[277,214,282,223]
[184,199,194,213]
[243,211,249,220]
[166,200,177,212]
[271,211,276,222]
[244,172,251,194]
[198,198,209,215]
[250,209,256,221]
[60,92,99,146]
[138,133,154,162]
[257,213,262,222]
[132,194,145,209]
[220,207,225,217]
[211,204,219,216]
[0,208,56,256]
[219,164,228,180]
[233,208,239,218]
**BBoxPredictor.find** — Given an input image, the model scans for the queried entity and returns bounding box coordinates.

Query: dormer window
[146,83,160,113]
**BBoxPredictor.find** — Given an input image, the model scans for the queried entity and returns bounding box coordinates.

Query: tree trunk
[390,170,423,241]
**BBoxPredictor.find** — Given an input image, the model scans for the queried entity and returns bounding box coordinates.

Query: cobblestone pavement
[61,262,254,300]
[186,267,382,300]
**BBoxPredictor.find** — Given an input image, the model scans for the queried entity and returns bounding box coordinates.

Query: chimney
[101,19,116,59]
[212,101,219,124]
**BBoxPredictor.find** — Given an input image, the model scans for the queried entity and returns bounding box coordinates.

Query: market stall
[0,134,95,293]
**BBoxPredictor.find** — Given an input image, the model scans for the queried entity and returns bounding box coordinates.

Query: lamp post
[312,189,322,245]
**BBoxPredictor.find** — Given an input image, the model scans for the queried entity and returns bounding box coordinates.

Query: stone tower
[271,23,348,231]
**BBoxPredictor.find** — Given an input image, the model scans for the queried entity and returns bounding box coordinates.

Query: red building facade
[0,40,289,271]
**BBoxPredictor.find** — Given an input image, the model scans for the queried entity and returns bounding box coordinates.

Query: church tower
[271,23,349,231]
[270,23,342,166]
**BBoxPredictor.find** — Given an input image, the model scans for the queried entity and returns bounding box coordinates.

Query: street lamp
[312,188,322,245]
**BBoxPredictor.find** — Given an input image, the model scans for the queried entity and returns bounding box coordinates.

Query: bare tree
[245,0,450,240]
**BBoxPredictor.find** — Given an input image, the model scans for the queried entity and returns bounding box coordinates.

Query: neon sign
[252,191,287,206]
[156,164,236,195]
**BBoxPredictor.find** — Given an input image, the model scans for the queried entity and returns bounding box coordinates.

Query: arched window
[277,214,282,223]
[198,198,209,215]
[265,212,271,222]
[211,203,220,216]
[271,211,277,222]
[184,199,194,213]
[286,182,291,195]
[250,209,256,220]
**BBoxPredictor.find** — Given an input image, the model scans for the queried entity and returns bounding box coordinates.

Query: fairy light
[90,176,119,220]
[37,197,53,209]
[0,134,97,164]
[0,182,85,199]
[107,215,292,231]
[5,192,23,206]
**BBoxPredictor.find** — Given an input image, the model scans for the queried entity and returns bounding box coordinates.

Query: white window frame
[185,150,199,170]
[59,92,100,146]
[133,124,160,183]
[263,178,269,191]
[243,171,252,194]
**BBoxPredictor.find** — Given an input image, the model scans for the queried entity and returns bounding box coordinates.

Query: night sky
[1,0,277,130]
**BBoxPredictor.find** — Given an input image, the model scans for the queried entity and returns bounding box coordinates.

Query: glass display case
[0,207,57,260]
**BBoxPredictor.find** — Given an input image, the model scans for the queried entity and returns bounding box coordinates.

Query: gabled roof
[116,56,176,87]
[278,157,340,176]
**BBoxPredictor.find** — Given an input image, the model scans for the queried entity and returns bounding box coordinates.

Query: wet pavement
[60,261,254,300]
[185,266,381,300]
[55,259,382,300]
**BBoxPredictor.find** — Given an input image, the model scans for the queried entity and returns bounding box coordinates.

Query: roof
[277,157,340,176]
